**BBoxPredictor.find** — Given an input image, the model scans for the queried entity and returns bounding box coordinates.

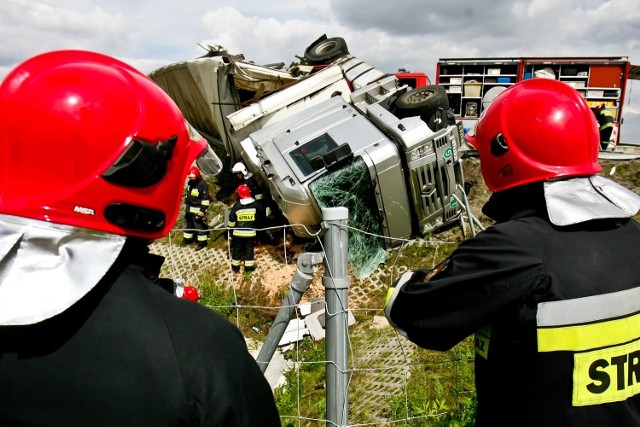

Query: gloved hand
[383,270,418,337]
[385,270,415,308]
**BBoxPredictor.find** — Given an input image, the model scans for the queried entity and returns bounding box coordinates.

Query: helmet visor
[185,121,223,176]
[196,145,223,176]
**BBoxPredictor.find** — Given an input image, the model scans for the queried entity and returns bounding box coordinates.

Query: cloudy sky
[2,0,639,141]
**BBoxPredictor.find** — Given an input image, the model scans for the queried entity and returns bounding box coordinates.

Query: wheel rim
[406,89,434,103]
[315,41,337,54]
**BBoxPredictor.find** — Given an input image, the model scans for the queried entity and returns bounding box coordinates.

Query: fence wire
[151,222,476,426]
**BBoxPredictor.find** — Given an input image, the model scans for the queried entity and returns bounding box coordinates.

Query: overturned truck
[150,35,467,271]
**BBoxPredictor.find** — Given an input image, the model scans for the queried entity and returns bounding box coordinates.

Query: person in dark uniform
[0,50,280,426]
[232,162,262,201]
[182,166,210,251]
[228,184,264,272]
[592,103,615,150]
[385,79,640,427]
[231,161,279,244]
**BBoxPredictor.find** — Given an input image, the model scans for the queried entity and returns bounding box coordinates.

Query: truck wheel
[304,37,349,65]
[394,85,449,117]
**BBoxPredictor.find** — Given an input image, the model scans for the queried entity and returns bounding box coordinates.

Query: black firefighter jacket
[228,199,263,239]
[185,177,210,216]
[386,183,640,426]
[0,239,280,426]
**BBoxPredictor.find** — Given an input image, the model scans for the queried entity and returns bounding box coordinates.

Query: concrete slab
[248,340,291,390]
[305,308,356,341]
[277,318,309,346]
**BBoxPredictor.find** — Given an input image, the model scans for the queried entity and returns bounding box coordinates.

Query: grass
[170,144,640,426]
[384,339,476,426]
[189,242,478,425]
[172,171,479,425]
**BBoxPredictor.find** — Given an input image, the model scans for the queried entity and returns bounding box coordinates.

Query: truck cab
[247,71,465,245]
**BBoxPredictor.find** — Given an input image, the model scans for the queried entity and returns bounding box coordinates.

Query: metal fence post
[322,207,350,427]
[255,252,324,373]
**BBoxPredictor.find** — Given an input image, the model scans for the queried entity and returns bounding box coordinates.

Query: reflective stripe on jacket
[185,178,210,215]
[386,185,640,426]
[596,108,615,131]
[228,200,263,238]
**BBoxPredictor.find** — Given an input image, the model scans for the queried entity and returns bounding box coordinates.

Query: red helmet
[236,184,252,199]
[0,50,216,239]
[466,79,601,192]
[188,166,201,179]
[182,286,200,302]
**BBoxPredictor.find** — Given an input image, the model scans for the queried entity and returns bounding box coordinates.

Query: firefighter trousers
[183,213,209,246]
[231,236,256,272]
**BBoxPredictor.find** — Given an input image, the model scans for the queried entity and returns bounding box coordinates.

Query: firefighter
[228,184,263,272]
[592,103,615,150]
[0,50,280,426]
[385,79,640,426]
[231,162,262,201]
[232,161,278,244]
[182,165,210,251]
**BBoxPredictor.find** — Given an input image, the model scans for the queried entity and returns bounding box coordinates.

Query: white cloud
[1,0,639,142]
[0,0,128,64]
[199,7,347,67]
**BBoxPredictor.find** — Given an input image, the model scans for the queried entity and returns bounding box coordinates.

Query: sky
[2,0,640,142]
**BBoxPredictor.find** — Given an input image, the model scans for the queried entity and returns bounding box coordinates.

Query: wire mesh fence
[151,219,476,426]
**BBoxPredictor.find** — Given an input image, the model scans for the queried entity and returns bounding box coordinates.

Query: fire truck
[436,56,640,150]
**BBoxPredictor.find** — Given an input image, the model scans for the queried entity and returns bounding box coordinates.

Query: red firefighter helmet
[182,286,200,302]
[466,78,601,192]
[236,184,252,199]
[188,166,201,179]
[0,50,212,239]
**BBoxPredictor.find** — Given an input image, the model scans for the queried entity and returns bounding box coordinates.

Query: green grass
[384,339,477,426]
[172,174,478,425]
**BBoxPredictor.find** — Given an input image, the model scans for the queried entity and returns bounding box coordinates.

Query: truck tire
[394,85,449,117]
[304,37,349,65]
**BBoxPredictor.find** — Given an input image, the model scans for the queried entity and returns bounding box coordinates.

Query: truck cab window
[289,134,338,176]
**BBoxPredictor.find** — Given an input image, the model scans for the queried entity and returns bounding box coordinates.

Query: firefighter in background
[0,50,280,425]
[592,103,615,150]
[182,166,210,251]
[228,184,264,272]
[232,162,262,201]
[385,79,640,426]
[232,161,277,244]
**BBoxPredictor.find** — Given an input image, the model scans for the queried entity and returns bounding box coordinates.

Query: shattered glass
[310,158,388,279]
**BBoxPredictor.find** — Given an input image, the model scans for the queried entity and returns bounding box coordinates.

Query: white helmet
[231,162,248,176]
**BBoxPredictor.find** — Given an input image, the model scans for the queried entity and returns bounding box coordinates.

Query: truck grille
[409,130,464,233]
